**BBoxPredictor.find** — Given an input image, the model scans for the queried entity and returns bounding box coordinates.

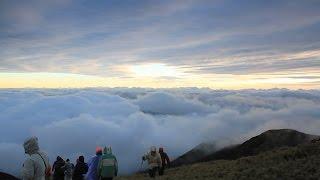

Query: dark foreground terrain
[0,172,19,180]
[118,138,320,180]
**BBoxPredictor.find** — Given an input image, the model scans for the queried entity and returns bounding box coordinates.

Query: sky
[1,0,320,89]
[1,88,320,176]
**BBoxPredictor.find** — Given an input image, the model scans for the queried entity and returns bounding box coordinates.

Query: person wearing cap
[158,147,170,176]
[52,156,66,180]
[98,146,118,180]
[21,136,51,180]
[86,147,103,180]
[142,146,162,178]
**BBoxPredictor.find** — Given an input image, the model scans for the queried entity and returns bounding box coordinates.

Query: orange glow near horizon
[0,71,319,90]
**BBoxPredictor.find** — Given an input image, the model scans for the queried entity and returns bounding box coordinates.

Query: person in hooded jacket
[142,146,162,178]
[86,147,103,180]
[62,159,74,180]
[21,136,51,180]
[98,146,118,180]
[52,156,66,180]
[73,156,88,180]
[158,147,170,176]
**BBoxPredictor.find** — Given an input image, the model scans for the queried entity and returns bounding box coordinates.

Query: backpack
[99,155,117,178]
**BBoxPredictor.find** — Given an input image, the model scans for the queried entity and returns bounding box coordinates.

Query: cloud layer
[0,88,320,176]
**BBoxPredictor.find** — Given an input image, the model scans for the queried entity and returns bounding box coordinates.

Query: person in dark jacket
[158,147,170,176]
[73,156,88,180]
[52,156,66,180]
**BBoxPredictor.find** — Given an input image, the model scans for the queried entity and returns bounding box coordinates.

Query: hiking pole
[140,159,144,170]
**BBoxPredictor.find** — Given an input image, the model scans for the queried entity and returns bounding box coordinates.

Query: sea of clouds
[0,88,320,176]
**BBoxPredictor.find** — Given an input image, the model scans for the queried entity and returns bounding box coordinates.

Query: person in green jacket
[98,146,118,180]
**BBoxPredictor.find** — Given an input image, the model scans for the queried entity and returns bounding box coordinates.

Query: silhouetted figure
[73,156,88,180]
[52,156,66,180]
[86,147,103,180]
[158,147,170,176]
[98,146,118,180]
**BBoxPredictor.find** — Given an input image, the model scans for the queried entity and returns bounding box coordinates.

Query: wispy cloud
[0,0,320,88]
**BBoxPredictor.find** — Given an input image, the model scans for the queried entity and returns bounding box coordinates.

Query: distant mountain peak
[262,129,313,136]
[202,129,319,162]
[171,142,217,167]
[172,129,319,168]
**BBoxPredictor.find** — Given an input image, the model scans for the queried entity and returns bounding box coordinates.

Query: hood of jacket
[103,146,112,154]
[23,136,39,155]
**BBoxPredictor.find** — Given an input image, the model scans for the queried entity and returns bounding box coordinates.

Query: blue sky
[0,0,320,88]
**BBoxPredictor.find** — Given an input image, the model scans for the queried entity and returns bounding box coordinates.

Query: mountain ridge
[171,129,319,168]
[171,142,217,167]
[201,129,319,162]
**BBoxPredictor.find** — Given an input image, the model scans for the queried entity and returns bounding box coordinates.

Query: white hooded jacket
[21,137,50,180]
[143,152,162,169]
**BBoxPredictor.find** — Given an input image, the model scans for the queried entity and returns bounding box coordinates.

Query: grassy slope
[116,141,320,180]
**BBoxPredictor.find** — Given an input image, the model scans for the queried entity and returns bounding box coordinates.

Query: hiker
[98,146,118,180]
[52,156,66,180]
[73,156,88,180]
[62,159,74,180]
[142,146,162,178]
[21,136,51,180]
[158,147,170,176]
[86,147,103,180]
